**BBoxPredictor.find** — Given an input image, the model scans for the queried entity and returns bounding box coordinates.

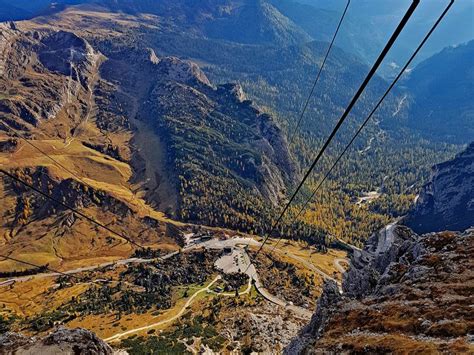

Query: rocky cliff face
[0,25,100,131]
[405,142,474,234]
[0,328,114,354]
[148,56,296,204]
[286,225,474,354]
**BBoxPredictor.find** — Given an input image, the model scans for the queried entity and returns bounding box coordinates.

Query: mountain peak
[156,56,212,87]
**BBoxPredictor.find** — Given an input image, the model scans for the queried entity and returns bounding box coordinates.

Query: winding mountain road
[0,238,224,286]
[105,272,256,343]
[104,276,222,343]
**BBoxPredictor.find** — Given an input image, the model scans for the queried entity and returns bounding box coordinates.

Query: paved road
[240,250,312,319]
[209,237,340,284]
[0,257,150,286]
[214,244,311,317]
[0,237,254,286]
[210,237,341,306]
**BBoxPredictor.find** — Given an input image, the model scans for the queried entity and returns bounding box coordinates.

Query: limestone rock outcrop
[405,142,474,234]
[286,226,473,353]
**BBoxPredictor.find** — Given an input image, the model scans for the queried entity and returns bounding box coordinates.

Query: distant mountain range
[294,0,474,68]
[400,40,474,143]
[3,0,471,59]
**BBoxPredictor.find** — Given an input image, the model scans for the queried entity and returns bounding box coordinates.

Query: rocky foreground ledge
[0,328,114,355]
[286,225,474,354]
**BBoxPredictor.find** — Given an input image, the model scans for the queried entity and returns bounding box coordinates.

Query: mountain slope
[268,0,337,44]
[0,13,298,273]
[77,0,312,46]
[0,0,84,21]
[0,23,178,273]
[0,2,32,22]
[204,0,312,46]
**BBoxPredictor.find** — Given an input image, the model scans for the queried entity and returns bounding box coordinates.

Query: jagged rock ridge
[96,39,296,227]
[286,225,473,354]
[148,56,296,204]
